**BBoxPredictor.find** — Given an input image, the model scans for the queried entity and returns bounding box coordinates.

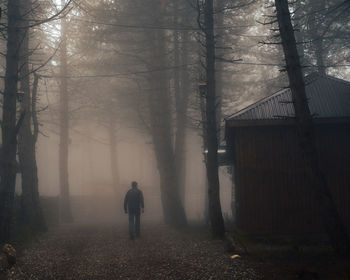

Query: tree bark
[59,0,73,223]
[200,82,210,224]
[147,3,187,227]
[173,9,183,203]
[204,0,225,238]
[17,0,46,234]
[0,0,21,242]
[215,0,224,138]
[275,0,350,257]
[174,4,190,207]
[149,67,187,227]
[149,82,187,227]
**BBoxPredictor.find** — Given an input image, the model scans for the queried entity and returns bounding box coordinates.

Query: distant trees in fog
[0,0,349,243]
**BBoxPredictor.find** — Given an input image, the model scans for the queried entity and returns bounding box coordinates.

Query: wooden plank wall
[229,123,350,235]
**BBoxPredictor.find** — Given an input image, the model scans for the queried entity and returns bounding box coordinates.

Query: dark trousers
[128,212,140,238]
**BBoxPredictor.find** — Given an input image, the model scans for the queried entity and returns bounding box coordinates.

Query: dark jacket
[124,188,144,214]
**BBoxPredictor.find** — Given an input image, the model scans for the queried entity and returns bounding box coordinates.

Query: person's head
[131,181,138,189]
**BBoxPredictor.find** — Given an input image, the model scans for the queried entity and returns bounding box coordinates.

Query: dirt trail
[13,223,260,280]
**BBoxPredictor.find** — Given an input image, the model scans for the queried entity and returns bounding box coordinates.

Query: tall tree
[214,0,225,133]
[17,0,47,235]
[0,0,22,242]
[203,0,225,238]
[59,0,73,223]
[275,0,350,256]
[147,0,187,227]
[173,1,191,206]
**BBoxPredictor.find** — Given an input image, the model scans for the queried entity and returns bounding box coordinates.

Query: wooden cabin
[225,73,350,235]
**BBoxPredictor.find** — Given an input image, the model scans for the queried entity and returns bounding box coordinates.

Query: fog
[1,0,350,278]
[29,123,233,223]
[7,0,347,228]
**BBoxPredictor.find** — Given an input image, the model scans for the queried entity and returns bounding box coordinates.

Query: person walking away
[124,181,144,239]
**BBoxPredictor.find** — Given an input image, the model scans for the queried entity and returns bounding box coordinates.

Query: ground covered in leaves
[5,223,261,280]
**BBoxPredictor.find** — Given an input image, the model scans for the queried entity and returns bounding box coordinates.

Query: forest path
[15,223,261,280]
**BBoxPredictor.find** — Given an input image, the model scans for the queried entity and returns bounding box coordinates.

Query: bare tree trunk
[213,2,224,224]
[173,9,183,204]
[150,87,187,227]
[275,0,350,257]
[0,0,22,243]
[149,72,187,227]
[147,4,187,226]
[17,0,46,234]
[215,0,224,138]
[174,5,190,207]
[59,0,73,223]
[204,0,225,238]
[200,83,210,224]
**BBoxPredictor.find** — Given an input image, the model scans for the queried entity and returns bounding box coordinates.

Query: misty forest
[0,0,350,279]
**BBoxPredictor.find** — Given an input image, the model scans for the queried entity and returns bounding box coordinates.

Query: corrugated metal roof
[226,73,350,121]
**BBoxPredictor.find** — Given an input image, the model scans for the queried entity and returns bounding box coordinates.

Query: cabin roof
[225,73,350,123]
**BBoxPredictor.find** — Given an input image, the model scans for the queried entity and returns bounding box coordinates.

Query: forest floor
[2,223,350,280]
[2,223,261,280]
[227,231,350,280]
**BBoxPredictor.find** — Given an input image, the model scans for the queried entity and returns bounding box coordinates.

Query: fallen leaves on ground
[5,223,261,280]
